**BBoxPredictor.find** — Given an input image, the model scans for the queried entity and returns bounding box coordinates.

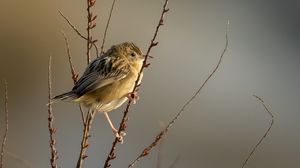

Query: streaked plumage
[53,42,144,142]
[54,42,144,113]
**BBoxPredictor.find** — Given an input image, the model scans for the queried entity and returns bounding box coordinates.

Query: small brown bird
[53,42,144,142]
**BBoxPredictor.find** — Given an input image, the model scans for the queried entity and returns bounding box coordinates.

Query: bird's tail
[49,91,78,105]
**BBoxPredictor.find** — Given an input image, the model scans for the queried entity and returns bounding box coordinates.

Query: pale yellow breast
[76,59,143,109]
[78,71,139,106]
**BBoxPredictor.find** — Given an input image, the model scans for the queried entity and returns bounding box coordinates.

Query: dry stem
[76,110,96,168]
[59,10,99,57]
[60,1,98,166]
[100,0,116,55]
[103,0,170,167]
[156,140,163,168]
[128,21,229,168]
[61,31,78,83]
[168,155,180,168]
[62,24,94,168]
[47,56,59,168]
[75,1,98,166]
[241,95,274,168]
[0,79,8,168]
[61,31,86,123]
[86,0,97,63]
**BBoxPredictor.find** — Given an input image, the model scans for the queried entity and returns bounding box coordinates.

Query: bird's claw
[126,91,139,104]
[112,128,126,144]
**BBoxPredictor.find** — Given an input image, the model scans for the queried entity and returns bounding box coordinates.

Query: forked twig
[59,10,99,57]
[61,31,86,123]
[103,0,170,167]
[0,79,8,168]
[128,21,229,168]
[60,1,98,166]
[75,1,99,167]
[100,0,116,55]
[59,11,87,40]
[241,95,274,168]
[47,56,59,168]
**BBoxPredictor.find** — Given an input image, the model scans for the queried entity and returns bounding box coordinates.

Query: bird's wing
[72,56,130,96]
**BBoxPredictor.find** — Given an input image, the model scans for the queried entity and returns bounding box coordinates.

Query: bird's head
[112,42,144,62]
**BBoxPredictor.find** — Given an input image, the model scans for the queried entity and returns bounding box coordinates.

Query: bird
[53,42,145,142]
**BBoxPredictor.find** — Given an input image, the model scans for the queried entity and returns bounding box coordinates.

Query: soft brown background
[0,0,300,167]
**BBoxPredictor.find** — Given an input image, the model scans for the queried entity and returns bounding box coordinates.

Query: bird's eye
[130,53,136,57]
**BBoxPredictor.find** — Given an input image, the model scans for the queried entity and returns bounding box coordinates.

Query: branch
[241,95,274,168]
[0,79,8,168]
[59,11,87,40]
[86,0,98,64]
[47,55,59,168]
[75,1,99,166]
[76,110,96,168]
[156,140,163,168]
[61,31,86,123]
[128,20,229,168]
[61,31,78,83]
[103,0,170,167]
[62,25,95,168]
[168,155,180,168]
[100,0,116,55]
[59,10,99,57]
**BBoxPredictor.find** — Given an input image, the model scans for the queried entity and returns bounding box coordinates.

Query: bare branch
[6,151,32,168]
[128,21,229,168]
[168,155,180,168]
[59,11,87,40]
[241,95,274,168]
[156,140,163,168]
[61,31,78,83]
[76,110,96,168]
[61,31,86,123]
[86,0,98,64]
[47,55,59,168]
[59,10,99,57]
[100,0,116,55]
[0,79,8,168]
[103,0,170,167]
[76,1,98,166]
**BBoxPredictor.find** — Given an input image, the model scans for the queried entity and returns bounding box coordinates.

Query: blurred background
[0,0,300,167]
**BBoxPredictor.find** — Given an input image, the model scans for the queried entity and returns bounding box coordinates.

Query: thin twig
[59,10,99,56]
[76,1,98,166]
[86,0,92,64]
[100,0,116,55]
[61,31,79,83]
[59,11,87,40]
[47,55,59,168]
[241,95,274,168]
[103,0,170,167]
[168,155,180,168]
[6,151,32,168]
[76,110,96,168]
[156,140,163,168]
[128,21,229,168]
[156,122,165,168]
[0,79,8,168]
[61,31,86,123]
[86,0,98,63]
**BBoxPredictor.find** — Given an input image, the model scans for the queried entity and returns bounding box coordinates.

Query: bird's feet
[125,91,139,104]
[112,127,126,144]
